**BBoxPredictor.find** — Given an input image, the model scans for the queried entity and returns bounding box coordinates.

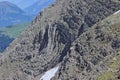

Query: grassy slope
[0,22,29,52]
[96,53,120,80]
[0,22,29,38]
[95,13,120,80]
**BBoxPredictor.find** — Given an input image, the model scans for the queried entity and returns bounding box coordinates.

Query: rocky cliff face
[53,13,120,80]
[0,0,120,80]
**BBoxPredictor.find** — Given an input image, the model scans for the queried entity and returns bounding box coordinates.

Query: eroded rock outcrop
[53,13,120,80]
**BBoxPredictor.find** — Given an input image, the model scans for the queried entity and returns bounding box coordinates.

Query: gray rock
[0,0,120,80]
[53,11,120,80]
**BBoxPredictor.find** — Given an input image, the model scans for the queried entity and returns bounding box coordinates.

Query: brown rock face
[0,0,120,80]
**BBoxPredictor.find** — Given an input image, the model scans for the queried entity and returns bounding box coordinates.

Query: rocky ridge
[53,12,120,80]
[0,0,120,80]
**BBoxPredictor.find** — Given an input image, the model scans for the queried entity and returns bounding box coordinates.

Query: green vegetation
[0,22,30,52]
[94,12,120,80]
[0,22,30,38]
[96,53,120,80]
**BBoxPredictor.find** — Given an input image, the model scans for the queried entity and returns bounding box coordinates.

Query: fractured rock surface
[0,0,120,80]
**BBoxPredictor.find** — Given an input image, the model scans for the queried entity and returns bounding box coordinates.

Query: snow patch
[40,66,59,80]
[70,46,74,50]
[114,10,120,15]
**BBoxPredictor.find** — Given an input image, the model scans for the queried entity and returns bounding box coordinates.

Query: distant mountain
[0,0,56,52]
[0,1,33,27]
[0,22,29,52]
[14,0,39,9]
[0,22,29,38]
[25,0,56,15]
[0,32,14,53]
[0,0,39,9]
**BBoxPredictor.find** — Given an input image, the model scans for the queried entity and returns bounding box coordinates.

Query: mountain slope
[24,0,56,15]
[0,22,29,38]
[0,0,55,52]
[0,23,29,53]
[0,0,40,9]
[0,32,14,53]
[0,0,120,80]
[53,11,120,80]
[0,1,32,27]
